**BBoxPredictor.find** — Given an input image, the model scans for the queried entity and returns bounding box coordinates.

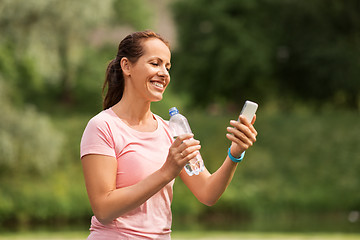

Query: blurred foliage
[113,0,154,29]
[0,0,359,233]
[172,108,360,231]
[172,0,360,110]
[0,0,110,105]
[0,78,63,176]
[0,0,152,108]
[0,0,152,230]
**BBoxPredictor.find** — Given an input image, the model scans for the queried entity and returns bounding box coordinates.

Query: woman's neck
[111,98,157,132]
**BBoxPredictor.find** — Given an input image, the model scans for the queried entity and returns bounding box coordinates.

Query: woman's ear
[120,57,131,76]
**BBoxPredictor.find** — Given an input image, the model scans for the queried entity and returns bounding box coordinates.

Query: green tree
[0,78,63,177]
[172,0,273,107]
[272,0,360,109]
[172,0,360,109]
[0,0,152,106]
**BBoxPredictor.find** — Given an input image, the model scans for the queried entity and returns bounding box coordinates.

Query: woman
[80,30,257,239]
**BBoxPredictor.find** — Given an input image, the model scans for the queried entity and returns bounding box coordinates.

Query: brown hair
[102,30,170,110]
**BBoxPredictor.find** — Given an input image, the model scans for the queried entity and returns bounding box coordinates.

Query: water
[169,107,204,176]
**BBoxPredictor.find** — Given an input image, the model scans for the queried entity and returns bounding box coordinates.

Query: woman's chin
[149,91,165,102]
[152,96,163,102]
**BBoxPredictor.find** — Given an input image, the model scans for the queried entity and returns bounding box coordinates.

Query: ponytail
[102,30,170,110]
[102,58,124,110]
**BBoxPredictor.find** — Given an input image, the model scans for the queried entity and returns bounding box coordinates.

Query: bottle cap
[169,107,179,116]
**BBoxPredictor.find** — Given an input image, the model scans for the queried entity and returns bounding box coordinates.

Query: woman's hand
[226,115,257,158]
[161,133,201,180]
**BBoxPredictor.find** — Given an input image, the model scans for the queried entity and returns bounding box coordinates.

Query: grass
[0,231,360,240]
[173,232,360,240]
[0,231,87,240]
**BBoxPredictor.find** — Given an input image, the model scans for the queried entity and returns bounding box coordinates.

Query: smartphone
[239,100,258,123]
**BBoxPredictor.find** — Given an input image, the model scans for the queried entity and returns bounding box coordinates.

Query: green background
[0,0,359,234]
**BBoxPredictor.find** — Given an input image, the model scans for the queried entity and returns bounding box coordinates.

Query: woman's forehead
[142,38,171,60]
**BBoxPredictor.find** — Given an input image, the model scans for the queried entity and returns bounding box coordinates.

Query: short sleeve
[80,115,116,158]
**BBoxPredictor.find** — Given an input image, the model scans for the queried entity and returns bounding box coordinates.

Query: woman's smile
[150,80,165,90]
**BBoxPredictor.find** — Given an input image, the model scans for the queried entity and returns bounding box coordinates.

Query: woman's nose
[158,66,170,78]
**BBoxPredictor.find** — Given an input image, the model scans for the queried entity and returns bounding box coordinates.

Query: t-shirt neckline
[107,108,161,137]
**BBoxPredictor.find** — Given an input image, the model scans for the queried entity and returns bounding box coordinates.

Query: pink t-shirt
[80,108,174,240]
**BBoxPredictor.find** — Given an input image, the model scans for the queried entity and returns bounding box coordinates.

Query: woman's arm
[180,115,257,206]
[81,133,200,225]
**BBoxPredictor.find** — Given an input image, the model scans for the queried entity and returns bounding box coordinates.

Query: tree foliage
[172,0,360,109]
[0,0,152,106]
[0,78,63,177]
[0,0,153,227]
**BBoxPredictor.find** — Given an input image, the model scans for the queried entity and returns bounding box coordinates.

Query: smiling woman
[102,31,171,110]
[120,37,171,104]
[80,30,258,239]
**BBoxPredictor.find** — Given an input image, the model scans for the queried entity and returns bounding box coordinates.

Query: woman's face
[126,38,171,102]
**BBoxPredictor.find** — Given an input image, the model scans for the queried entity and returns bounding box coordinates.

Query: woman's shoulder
[86,109,117,128]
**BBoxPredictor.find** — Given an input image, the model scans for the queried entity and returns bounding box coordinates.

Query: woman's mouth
[151,81,164,89]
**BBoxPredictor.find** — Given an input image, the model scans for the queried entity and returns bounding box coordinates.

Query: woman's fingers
[226,117,258,155]
[238,116,258,136]
[171,133,201,162]
[229,119,257,143]
[251,114,257,125]
[165,133,202,177]
[172,133,194,147]
[180,143,201,161]
[226,130,253,149]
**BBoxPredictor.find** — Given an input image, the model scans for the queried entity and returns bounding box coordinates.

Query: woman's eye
[151,62,159,66]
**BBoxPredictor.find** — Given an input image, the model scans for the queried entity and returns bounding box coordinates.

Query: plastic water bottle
[169,107,204,176]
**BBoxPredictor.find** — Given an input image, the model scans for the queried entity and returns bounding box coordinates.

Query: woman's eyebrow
[151,57,171,67]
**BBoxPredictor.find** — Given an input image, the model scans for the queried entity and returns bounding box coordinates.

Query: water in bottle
[169,107,204,176]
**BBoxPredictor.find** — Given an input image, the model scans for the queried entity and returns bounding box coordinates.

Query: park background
[0,0,359,237]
